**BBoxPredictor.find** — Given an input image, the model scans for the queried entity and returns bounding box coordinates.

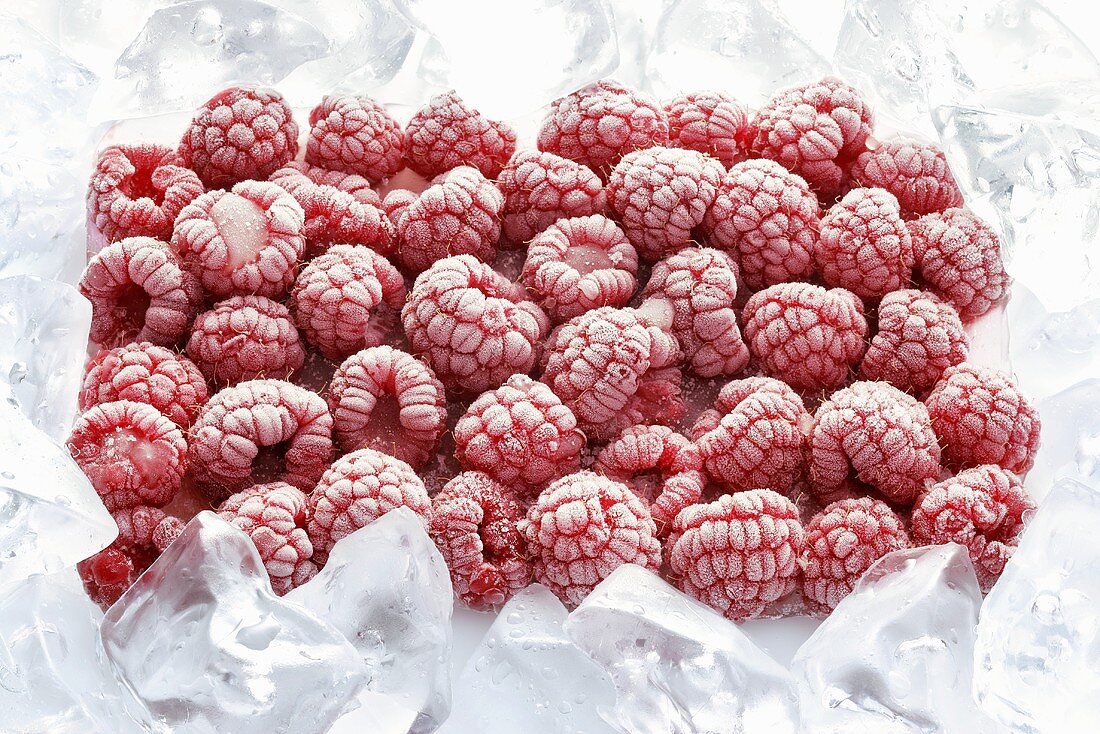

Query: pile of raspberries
[73,78,1037,618]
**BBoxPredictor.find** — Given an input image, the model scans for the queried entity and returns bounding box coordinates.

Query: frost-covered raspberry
[924,364,1041,474]
[402,255,549,394]
[79,342,208,428]
[381,188,417,229]
[815,187,914,299]
[520,215,638,324]
[606,146,724,262]
[328,346,447,469]
[188,379,333,501]
[186,295,306,386]
[497,150,606,244]
[78,506,177,608]
[289,244,406,361]
[305,93,405,183]
[178,86,299,188]
[847,139,963,217]
[664,91,750,168]
[80,236,202,349]
[742,282,867,392]
[859,289,968,394]
[429,472,531,609]
[518,471,661,607]
[404,90,517,179]
[172,181,305,300]
[667,489,805,620]
[271,160,381,203]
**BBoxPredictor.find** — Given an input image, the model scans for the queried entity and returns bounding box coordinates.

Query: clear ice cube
[59,0,174,75]
[1025,380,1100,502]
[1008,284,1100,404]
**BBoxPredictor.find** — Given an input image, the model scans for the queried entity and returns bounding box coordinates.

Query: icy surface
[1025,380,1100,502]
[1009,284,1100,403]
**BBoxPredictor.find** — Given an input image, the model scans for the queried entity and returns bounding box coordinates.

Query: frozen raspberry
[911,465,1033,591]
[178,85,299,188]
[800,497,910,610]
[306,448,431,564]
[270,161,382,203]
[518,470,661,606]
[68,400,186,511]
[641,247,748,378]
[847,138,963,217]
[152,514,184,550]
[498,150,606,244]
[305,93,405,183]
[186,295,306,386]
[815,187,914,299]
[924,363,1041,474]
[78,506,174,607]
[87,144,204,244]
[742,282,867,392]
[188,379,333,501]
[402,255,549,394]
[79,342,208,428]
[748,77,874,197]
[219,481,318,595]
[80,236,202,349]
[700,159,820,291]
[606,146,724,262]
[538,79,669,177]
[381,188,418,229]
[328,346,447,469]
[859,289,968,394]
[404,90,516,179]
[289,244,406,361]
[667,489,804,620]
[908,208,1009,321]
[809,381,941,505]
[664,91,750,168]
[520,215,638,324]
[429,472,531,609]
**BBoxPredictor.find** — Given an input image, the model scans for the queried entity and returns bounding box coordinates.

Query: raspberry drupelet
[305,93,405,183]
[79,342,208,428]
[847,138,963,217]
[404,90,517,179]
[78,505,178,608]
[186,295,306,386]
[664,91,750,168]
[497,150,606,245]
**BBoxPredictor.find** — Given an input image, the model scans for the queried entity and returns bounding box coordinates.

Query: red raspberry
[178,85,299,188]
[429,471,531,609]
[911,465,1034,591]
[538,79,670,177]
[305,93,405,183]
[381,188,417,229]
[79,547,138,608]
[518,470,662,606]
[924,363,1041,474]
[188,379,333,501]
[667,489,805,620]
[847,138,963,217]
[800,497,910,610]
[404,90,517,179]
[218,481,318,595]
[186,295,306,386]
[289,244,406,361]
[664,91,750,168]
[520,215,638,324]
[497,150,606,244]
[606,146,724,262]
[78,506,176,607]
[80,236,202,349]
[742,282,867,392]
[701,159,820,291]
[908,208,1009,321]
[270,161,381,203]
[809,381,941,505]
[79,342,208,428]
[402,255,549,394]
[152,514,184,550]
[859,289,968,394]
[328,346,447,469]
[87,144,204,244]
[68,400,186,511]
[815,187,914,299]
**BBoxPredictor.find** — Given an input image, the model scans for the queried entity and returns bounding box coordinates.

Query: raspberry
[924,363,1041,474]
[289,244,406,361]
[911,465,1034,591]
[270,161,382,204]
[701,159,819,291]
[858,289,968,394]
[815,187,914,299]
[188,379,333,501]
[497,150,606,244]
[381,188,417,229]
[79,342,208,428]
[186,295,306,386]
[429,472,531,609]
[847,138,963,217]
[908,208,1009,321]
[78,506,175,607]
[520,215,638,324]
[79,547,138,608]
[152,515,184,550]
[218,481,318,595]
[538,79,670,177]
[518,470,661,606]
[178,85,299,188]
[800,497,910,610]
[305,93,405,183]
[606,146,724,262]
[80,236,202,349]
[664,91,750,168]
[809,381,941,505]
[742,282,867,392]
[68,400,186,511]
[667,489,805,620]
[402,255,549,394]
[404,90,517,179]
[87,144,204,244]
[641,247,748,378]
[328,346,447,469]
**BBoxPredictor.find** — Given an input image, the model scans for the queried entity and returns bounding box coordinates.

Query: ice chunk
[100,511,366,734]
[59,0,172,75]
[1024,380,1100,502]
[606,0,662,89]
[1008,284,1100,403]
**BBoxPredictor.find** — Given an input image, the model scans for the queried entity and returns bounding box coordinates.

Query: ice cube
[1008,283,1100,403]
[1024,380,1100,502]
[59,0,173,75]
[606,0,662,89]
